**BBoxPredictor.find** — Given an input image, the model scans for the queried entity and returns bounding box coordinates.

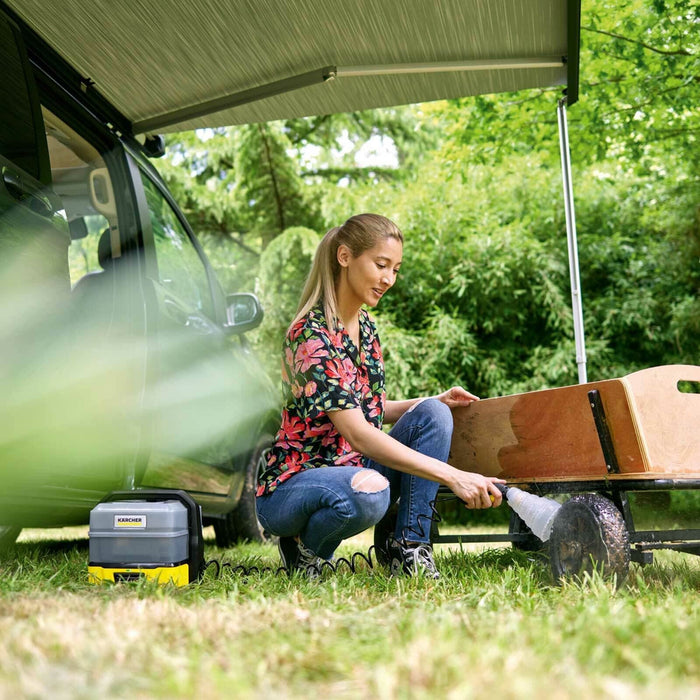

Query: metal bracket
[630,548,654,565]
[588,389,620,474]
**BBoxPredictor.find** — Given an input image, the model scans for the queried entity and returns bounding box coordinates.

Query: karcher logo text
[114,515,147,528]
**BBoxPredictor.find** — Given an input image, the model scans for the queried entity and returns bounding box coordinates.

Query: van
[0,9,279,549]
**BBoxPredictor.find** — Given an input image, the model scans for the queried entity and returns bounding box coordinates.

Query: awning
[5,0,580,135]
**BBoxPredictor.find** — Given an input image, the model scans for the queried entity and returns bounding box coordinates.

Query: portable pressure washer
[88,489,205,586]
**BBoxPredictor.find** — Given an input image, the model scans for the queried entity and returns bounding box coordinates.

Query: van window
[0,13,49,183]
[141,175,214,318]
[41,110,115,287]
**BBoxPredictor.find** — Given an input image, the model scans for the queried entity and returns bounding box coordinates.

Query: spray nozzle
[501,486,562,542]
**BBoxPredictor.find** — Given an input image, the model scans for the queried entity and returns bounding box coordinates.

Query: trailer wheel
[549,494,630,586]
[509,511,545,553]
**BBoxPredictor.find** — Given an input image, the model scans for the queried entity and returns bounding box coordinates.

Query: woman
[256,214,504,578]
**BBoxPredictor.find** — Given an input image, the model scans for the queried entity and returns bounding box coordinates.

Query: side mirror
[224,293,264,334]
[142,135,166,159]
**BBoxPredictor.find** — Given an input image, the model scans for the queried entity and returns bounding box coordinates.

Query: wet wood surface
[447,368,700,480]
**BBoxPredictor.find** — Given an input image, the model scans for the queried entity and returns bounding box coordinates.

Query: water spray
[496,484,561,542]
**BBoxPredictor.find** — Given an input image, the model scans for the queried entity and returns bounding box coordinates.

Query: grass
[0,526,698,699]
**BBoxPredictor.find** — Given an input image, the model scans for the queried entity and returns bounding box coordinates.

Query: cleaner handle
[488,482,509,504]
[495,483,509,496]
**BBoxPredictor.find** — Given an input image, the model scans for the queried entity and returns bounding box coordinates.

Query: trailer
[440,364,700,583]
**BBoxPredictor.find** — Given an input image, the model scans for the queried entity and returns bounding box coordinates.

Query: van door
[131,165,247,505]
[0,11,136,526]
[0,12,72,510]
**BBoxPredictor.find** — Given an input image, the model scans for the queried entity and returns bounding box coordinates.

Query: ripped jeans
[255,398,451,559]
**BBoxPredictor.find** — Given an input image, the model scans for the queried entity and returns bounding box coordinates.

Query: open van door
[0,11,136,536]
[0,12,70,544]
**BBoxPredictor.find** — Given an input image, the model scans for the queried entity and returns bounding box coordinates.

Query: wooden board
[448,377,646,479]
[621,364,700,475]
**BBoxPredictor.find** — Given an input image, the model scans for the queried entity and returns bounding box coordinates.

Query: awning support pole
[557,97,587,384]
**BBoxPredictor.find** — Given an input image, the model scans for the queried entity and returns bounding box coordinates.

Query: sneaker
[391,541,440,579]
[376,534,401,569]
[278,536,326,578]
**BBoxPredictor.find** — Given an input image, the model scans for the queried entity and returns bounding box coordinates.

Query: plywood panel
[449,378,646,479]
[621,365,700,475]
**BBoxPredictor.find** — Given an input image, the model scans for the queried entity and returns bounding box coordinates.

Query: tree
[235,123,322,249]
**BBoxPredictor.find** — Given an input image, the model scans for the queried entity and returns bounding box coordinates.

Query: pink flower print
[278,414,306,450]
[289,319,305,342]
[324,357,355,388]
[308,422,331,438]
[335,440,360,465]
[283,450,310,469]
[329,330,344,347]
[294,337,326,373]
[367,394,382,419]
[321,425,340,447]
[341,357,357,384]
[304,380,317,397]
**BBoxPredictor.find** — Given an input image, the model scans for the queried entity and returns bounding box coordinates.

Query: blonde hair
[291,213,403,331]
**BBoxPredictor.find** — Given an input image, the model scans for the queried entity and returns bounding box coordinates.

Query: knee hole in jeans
[351,469,389,494]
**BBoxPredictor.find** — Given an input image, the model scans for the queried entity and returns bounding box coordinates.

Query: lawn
[0,525,698,699]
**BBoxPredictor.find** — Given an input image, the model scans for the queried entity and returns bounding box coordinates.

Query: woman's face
[338,236,403,308]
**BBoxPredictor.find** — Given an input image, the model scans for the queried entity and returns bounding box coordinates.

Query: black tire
[214,434,273,547]
[508,511,545,553]
[549,494,630,586]
[0,526,21,553]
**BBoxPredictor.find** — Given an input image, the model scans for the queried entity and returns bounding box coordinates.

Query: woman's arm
[384,397,423,424]
[328,407,503,509]
[384,386,480,424]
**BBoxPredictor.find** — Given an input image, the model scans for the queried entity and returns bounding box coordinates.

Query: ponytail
[291,226,341,332]
[289,213,403,333]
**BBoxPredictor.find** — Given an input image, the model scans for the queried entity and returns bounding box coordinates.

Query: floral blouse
[256,304,385,496]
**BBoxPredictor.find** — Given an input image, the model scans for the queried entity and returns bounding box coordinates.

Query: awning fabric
[6,0,580,134]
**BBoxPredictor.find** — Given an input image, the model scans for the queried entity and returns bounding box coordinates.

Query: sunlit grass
[0,525,698,698]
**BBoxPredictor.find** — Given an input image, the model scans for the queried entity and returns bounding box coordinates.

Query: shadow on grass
[13,538,89,555]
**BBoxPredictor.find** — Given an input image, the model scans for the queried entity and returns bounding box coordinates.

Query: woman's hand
[436,386,479,408]
[448,470,505,509]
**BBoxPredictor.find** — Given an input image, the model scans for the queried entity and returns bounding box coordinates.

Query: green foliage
[256,226,320,379]
[159,124,321,257]
[579,0,700,171]
[235,123,322,246]
[432,0,700,176]
[284,106,434,180]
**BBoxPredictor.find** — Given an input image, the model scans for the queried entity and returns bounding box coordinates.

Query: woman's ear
[337,244,352,268]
